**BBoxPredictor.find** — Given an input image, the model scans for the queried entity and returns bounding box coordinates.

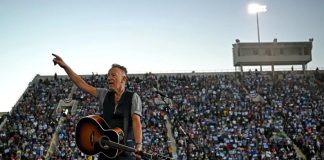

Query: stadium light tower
[248,3,267,43]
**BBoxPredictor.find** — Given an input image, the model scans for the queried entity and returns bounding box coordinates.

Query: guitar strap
[122,91,133,145]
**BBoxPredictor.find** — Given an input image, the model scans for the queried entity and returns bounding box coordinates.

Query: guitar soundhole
[99,135,111,149]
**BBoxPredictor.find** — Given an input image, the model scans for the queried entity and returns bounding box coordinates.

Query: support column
[240,65,243,76]
[272,64,275,78]
[302,64,306,75]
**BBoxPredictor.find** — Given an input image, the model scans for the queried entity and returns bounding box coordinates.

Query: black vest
[102,90,134,143]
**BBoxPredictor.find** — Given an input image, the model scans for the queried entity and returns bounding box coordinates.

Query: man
[52,53,142,159]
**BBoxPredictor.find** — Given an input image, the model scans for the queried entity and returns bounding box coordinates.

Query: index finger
[52,53,61,59]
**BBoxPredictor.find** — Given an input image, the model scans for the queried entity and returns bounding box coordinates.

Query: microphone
[152,88,168,98]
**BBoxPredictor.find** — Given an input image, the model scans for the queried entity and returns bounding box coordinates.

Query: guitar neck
[101,139,172,159]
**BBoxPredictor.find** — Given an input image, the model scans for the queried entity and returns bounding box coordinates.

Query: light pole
[248,3,267,43]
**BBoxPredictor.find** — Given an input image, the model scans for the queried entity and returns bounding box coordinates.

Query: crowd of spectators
[1,70,323,160]
[157,71,323,160]
[280,72,324,159]
[0,77,72,159]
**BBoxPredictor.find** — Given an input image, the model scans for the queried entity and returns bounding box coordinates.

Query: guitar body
[76,115,173,160]
[75,115,124,159]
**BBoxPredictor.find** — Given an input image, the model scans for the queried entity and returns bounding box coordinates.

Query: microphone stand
[159,95,206,160]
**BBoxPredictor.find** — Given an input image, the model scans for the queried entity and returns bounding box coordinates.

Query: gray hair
[111,64,127,75]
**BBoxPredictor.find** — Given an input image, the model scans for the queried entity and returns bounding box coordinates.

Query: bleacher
[0,70,324,159]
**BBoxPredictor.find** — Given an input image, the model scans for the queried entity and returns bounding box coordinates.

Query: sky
[1,0,324,112]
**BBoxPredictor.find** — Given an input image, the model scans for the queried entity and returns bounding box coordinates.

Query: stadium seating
[0,71,323,160]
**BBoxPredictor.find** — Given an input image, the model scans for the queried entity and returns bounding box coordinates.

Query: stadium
[1,1,324,160]
[1,46,324,159]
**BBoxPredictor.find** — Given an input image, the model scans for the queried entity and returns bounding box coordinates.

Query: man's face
[107,67,126,91]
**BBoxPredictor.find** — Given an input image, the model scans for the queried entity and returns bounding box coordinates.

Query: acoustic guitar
[75,115,172,159]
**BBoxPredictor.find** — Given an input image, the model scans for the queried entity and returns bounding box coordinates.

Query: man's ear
[122,76,128,83]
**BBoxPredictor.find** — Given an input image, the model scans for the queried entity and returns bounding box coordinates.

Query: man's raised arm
[52,53,97,97]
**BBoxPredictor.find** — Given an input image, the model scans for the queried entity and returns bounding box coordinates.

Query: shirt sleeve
[131,92,142,117]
